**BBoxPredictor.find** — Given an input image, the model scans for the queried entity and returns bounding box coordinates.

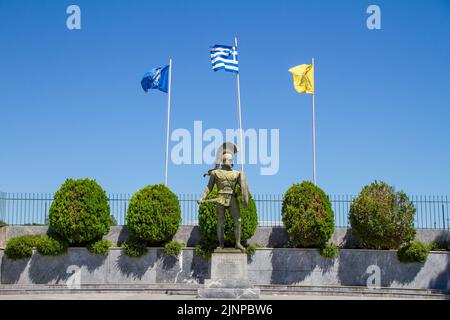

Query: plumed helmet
[216,142,238,167]
[203,142,239,177]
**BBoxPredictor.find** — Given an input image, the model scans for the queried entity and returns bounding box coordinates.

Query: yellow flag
[288,64,314,94]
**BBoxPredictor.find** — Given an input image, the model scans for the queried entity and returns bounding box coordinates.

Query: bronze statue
[198,142,249,252]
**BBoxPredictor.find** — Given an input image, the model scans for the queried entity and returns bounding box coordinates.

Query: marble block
[210,249,248,280]
[198,249,260,299]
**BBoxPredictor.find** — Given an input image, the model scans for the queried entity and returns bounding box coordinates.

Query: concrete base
[210,249,248,280]
[197,287,261,299]
[198,248,260,299]
[205,279,253,288]
[199,279,261,299]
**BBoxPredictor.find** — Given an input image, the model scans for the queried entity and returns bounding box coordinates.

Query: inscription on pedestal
[198,249,260,299]
[210,252,248,280]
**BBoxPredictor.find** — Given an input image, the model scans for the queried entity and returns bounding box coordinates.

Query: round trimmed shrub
[281,181,334,248]
[49,178,111,245]
[126,184,181,244]
[349,181,415,249]
[397,240,429,263]
[198,186,258,246]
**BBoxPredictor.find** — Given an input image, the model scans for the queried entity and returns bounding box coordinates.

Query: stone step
[258,284,448,295]
[205,279,254,288]
[0,287,197,296]
[198,288,261,299]
[0,284,448,299]
[261,289,448,299]
[0,283,198,296]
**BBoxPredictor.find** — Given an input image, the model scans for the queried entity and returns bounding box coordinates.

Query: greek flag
[210,45,239,73]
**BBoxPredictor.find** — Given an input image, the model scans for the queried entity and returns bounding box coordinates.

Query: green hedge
[4,235,42,260]
[349,181,416,249]
[87,239,112,255]
[320,243,340,259]
[281,181,334,248]
[163,241,185,257]
[126,184,181,245]
[122,236,148,258]
[49,178,111,244]
[195,242,216,260]
[36,235,68,256]
[245,243,263,257]
[428,241,450,251]
[5,234,68,259]
[198,186,258,246]
[397,240,429,263]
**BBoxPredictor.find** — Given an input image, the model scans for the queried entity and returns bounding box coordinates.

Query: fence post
[0,191,5,222]
[443,203,446,230]
[447,196,449,230]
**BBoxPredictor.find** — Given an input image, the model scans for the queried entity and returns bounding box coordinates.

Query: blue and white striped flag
[210,45,239,73]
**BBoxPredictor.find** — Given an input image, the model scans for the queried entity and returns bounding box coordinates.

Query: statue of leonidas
[198,142,249,252]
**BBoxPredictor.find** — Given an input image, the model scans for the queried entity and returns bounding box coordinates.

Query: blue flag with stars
[141,65,169,93]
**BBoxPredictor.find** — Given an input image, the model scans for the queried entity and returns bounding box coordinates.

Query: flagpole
[234,37,244,173]
[311,57,316,185]
[164,58,172,186]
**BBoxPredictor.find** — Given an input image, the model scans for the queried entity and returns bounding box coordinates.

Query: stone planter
[1,248,449,290]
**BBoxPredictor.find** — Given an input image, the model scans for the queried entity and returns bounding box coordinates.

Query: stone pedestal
[197,248,260,299]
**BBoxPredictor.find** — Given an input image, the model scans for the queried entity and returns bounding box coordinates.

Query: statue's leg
[217,204,225,249]
[231,197,245,252]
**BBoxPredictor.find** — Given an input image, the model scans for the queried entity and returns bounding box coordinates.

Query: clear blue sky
[0,0,449,196]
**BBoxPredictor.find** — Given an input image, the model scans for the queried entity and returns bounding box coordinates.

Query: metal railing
[0,192,449,229]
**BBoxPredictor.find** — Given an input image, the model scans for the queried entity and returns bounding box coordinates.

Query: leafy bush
[245,243,263,257]
[87,239,112,255]
[163,241,185,256]
[349,181,416,249]
[397,240,429,263]
[428,242,440,251]
[320,243,340,259]
[0,220,7,227]
[49,178,111,245]
[4,235,41,260]
[122,237,148,258]
[126,184,181,245]
[281,181,335,248]
[428,241,450,251]
[198,186,258,246]
[36,235,68,256]
[195,241,216,260]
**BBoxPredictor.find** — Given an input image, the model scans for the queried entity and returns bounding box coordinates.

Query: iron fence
[0,192,448,229]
